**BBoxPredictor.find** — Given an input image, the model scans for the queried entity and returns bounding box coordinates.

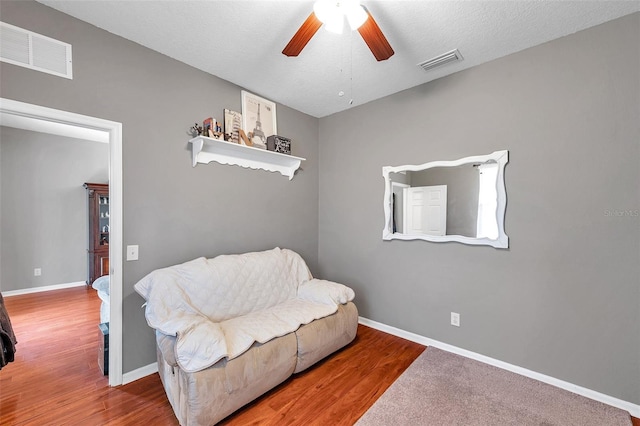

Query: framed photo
[267,135,291,155]
[224,109,242,144]
[241,90,277,150]
[202,117,214,137]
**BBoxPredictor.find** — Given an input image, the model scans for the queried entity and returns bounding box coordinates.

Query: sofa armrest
[297,279,355,305]
[156,330,178,367]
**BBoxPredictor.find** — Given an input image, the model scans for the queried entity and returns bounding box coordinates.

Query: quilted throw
[134,248,355,372]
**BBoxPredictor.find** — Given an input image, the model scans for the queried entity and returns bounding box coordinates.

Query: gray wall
[318,13,639,405]
[409,165,479,237]
[1,0,637,407]
[0,127,109,291]
[0,0,319,372]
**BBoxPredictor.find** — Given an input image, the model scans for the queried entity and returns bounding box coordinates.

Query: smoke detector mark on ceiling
[418,49,463,72]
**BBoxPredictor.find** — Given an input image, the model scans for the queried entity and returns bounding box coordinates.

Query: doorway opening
[0,97,123,386]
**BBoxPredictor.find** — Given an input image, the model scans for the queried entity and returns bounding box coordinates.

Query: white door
[405,185,447,236]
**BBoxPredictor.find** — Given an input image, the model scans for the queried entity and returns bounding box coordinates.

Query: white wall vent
[0,22,72,79]
[418,49,463,72]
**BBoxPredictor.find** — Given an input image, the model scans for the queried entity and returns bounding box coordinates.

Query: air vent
[0,22,72,79]
[418,49,463,72]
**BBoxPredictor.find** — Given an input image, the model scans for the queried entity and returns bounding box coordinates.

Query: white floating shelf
[188,136,305,180]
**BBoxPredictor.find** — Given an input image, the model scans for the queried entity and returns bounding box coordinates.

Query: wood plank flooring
[0,286,424,425]
[218,319,425,426]
[1,286,637,425]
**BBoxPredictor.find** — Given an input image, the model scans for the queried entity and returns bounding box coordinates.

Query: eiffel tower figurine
[251,103,267,147]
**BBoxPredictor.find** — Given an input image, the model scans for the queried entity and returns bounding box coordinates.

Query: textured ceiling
[37,1,639,118]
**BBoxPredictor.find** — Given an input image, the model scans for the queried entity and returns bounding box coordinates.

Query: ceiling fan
[282,0,394,62]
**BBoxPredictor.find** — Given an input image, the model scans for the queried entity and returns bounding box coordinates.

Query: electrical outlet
[126,245,139,261]
[451,312,460,327]
[34,268,42,276]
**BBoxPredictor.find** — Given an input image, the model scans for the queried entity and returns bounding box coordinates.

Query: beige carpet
[356,347,631,426]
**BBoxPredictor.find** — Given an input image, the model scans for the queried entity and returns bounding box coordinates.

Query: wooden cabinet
[84,183,109,284]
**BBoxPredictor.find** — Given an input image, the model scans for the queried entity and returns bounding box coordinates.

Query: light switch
[126,245,139,261]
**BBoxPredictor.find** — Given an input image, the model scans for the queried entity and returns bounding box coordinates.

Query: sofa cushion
[219,297,344,361]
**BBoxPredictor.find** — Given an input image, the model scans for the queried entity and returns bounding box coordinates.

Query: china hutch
[84,183,109,284]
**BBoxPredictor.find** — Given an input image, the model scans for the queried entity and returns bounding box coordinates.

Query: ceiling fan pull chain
[349,30,354,105]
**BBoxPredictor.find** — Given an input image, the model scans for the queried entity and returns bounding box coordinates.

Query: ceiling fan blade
[282,12,323,57]
[358,8,394,61]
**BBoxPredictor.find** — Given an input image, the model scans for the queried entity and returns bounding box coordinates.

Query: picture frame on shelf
[241,90,276,150]
[224,109,242,144]
[267,135,292,155]
[203,117,214,137]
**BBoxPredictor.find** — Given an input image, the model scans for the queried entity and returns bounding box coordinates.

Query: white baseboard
[2,281,86,297]
[358,317,640,418]
[122,362,158,385]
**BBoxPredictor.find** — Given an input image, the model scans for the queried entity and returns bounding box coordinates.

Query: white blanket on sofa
[134,248,355,373]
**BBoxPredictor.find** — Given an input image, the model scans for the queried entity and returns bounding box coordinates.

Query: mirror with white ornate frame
[382,150,509,248]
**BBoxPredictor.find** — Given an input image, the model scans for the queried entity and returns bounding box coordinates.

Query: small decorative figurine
[190,122,203,137]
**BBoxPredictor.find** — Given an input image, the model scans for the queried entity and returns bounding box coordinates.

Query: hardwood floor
[218,320,425,426]
[0,286,425,425]
[2,286,638,425]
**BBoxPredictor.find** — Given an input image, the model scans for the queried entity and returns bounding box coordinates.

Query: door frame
[0,97,123,386]
[390,182,409,234]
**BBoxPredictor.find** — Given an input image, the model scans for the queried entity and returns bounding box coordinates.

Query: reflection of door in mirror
[405,186,447,236]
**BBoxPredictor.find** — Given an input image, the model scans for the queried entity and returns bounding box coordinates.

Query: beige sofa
[135,248,358,426]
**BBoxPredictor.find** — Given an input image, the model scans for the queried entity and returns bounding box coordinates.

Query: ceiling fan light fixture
[325,14,345,34]
[313,0,334,23]
[283,1,392,61]
[313,0,368,33]
[345,4,368,30]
